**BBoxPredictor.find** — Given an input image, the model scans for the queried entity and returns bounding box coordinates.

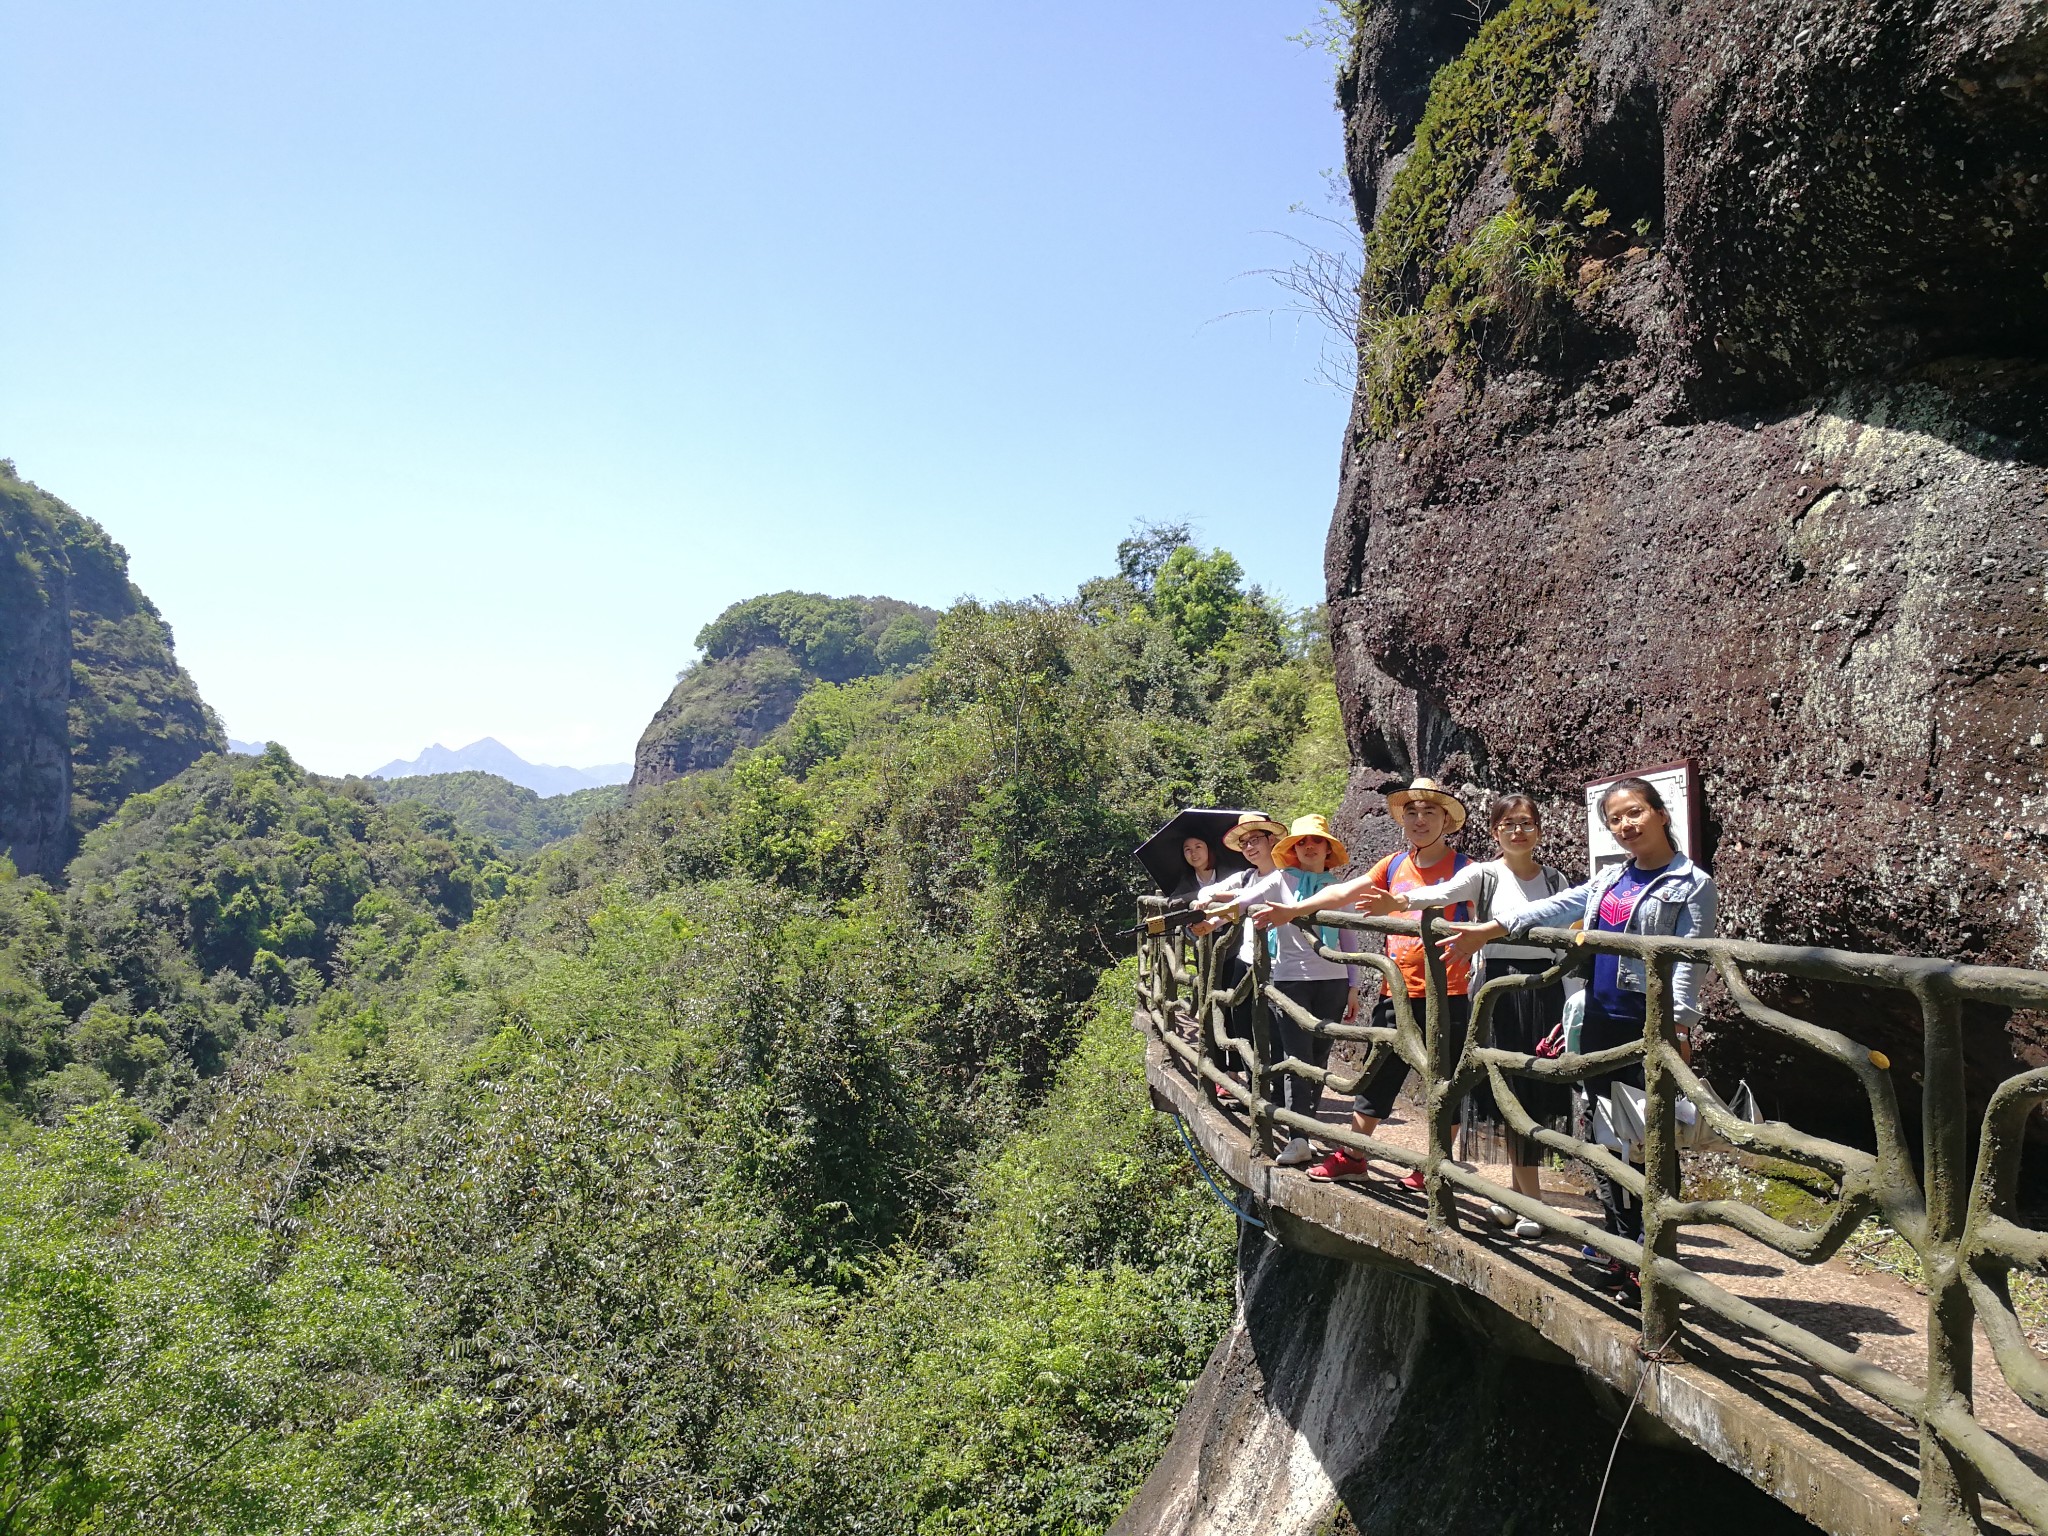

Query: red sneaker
[1307,1149,1371,1183]
[1400,1168,1426,1191]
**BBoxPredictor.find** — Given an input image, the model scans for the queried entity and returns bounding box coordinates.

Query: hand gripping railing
[1132,896,2048,1534]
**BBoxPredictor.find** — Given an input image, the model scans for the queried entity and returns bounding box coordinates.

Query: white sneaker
[1513,1217,1544,1240]
[1277,1136,1316,1167]
[1488,1203,1516,1227]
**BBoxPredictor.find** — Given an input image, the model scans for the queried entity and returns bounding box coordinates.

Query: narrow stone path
[1268,1083,2048,1507]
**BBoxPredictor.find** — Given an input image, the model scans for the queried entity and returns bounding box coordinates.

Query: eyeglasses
[1495,820,1539,834]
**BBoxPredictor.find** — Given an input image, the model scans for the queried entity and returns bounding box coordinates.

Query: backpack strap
[1476,865,1499,924]
[1388,849,1474,920]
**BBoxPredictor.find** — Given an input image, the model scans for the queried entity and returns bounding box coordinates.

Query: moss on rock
[1358,0,1602,435]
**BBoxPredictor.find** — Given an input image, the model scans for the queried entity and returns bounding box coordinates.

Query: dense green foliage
[0,528,1347,1533]
[361,771,627,854]
[0,746,503,1128]
[0,461,224,876]
[635,594,941,780]
[696,592,938,680]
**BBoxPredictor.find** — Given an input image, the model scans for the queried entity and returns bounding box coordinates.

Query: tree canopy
[0,528,1347,1534]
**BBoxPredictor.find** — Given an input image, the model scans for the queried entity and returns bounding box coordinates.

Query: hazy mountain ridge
[371,736,630,797]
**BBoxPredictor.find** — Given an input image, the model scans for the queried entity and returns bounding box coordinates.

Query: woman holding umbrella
[1170,833,1224,900]
[1197,813,1360,1165]
[1131,807,1252,903]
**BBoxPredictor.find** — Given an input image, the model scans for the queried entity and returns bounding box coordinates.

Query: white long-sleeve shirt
[1206,867,1359,982]
[1398,857,1571,964]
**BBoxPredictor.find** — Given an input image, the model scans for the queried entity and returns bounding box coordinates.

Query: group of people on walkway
[1173,773,1718,1289]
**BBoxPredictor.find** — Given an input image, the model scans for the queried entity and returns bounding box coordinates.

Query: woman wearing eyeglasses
[1440,777,1718,1291]
[1356,795,1573,1237]
[1187,813,1286,1095]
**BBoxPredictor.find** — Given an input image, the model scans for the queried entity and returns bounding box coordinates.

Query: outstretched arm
[1500,879,1595,940]
[1383,861,1489,913]
[1250,869,1385,930]
[1436,921,1505,965]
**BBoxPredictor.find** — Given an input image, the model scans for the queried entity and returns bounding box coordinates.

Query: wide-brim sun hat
[1222,811,1288,851]
[1384,776,1467,832]
[1273,813,1349,869]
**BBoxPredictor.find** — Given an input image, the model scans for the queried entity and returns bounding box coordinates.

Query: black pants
[1580,1002,1648,1244]
[1208,954,1251,1073]
[1269,977,1346,1126]
[1471,957,1571,1164]
[1353,992,1471,1120]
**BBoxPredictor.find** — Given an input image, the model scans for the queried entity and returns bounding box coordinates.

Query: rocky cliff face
[1112,1234,1817,1534]
[0,466,223,878]
[1325,0,2048,1115]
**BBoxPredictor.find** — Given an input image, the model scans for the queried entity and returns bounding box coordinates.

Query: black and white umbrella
[1132,807,1256,895]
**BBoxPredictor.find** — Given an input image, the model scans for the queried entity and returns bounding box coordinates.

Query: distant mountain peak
[371,738,630,798]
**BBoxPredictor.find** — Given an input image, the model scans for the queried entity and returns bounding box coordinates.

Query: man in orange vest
[1253,777,1473,1185]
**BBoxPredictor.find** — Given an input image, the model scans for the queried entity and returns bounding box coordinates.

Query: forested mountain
[0,746,504,1125]
[0,462,224,877]
[362,769,628,853]
[0,527,1347,1533]
[632,592,940,785]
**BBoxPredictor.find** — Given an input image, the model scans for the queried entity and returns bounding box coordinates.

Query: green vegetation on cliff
[1355,0,1608,435]
[0,528,1343,1533]
[0,462,225,876]
[633,592,940,784]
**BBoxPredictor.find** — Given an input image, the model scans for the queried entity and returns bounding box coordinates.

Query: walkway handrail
[1133,896,2048,1535]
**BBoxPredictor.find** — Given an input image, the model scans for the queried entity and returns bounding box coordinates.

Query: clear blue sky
[1,0,1355,775]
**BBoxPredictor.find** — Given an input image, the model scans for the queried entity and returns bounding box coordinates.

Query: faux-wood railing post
[1418,907,1457,1229]
[1638,955,1683,1353]
[1916,979,1986,1533]
[1248,933,1278,1161]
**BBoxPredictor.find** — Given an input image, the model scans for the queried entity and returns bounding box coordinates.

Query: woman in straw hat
[1200,813,1359,1166]
[1187,812,1288,1094]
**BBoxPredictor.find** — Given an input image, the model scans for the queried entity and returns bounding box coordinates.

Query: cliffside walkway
[1136,905,2048,1536]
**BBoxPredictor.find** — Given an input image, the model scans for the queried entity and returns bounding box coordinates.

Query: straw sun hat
[1383,776,1468,831]
[1273,813,1348,869]
[1221,811,1287,851]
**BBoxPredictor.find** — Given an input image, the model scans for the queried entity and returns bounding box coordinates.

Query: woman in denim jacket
[1442,777,1717,1289]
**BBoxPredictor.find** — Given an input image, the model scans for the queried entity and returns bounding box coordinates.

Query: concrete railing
[1135,898,2048,1535]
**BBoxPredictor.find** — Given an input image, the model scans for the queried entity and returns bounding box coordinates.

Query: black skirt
[1461,955,1572,1159]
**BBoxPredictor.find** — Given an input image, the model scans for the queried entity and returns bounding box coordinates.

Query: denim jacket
[1504,854,1718,1021]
